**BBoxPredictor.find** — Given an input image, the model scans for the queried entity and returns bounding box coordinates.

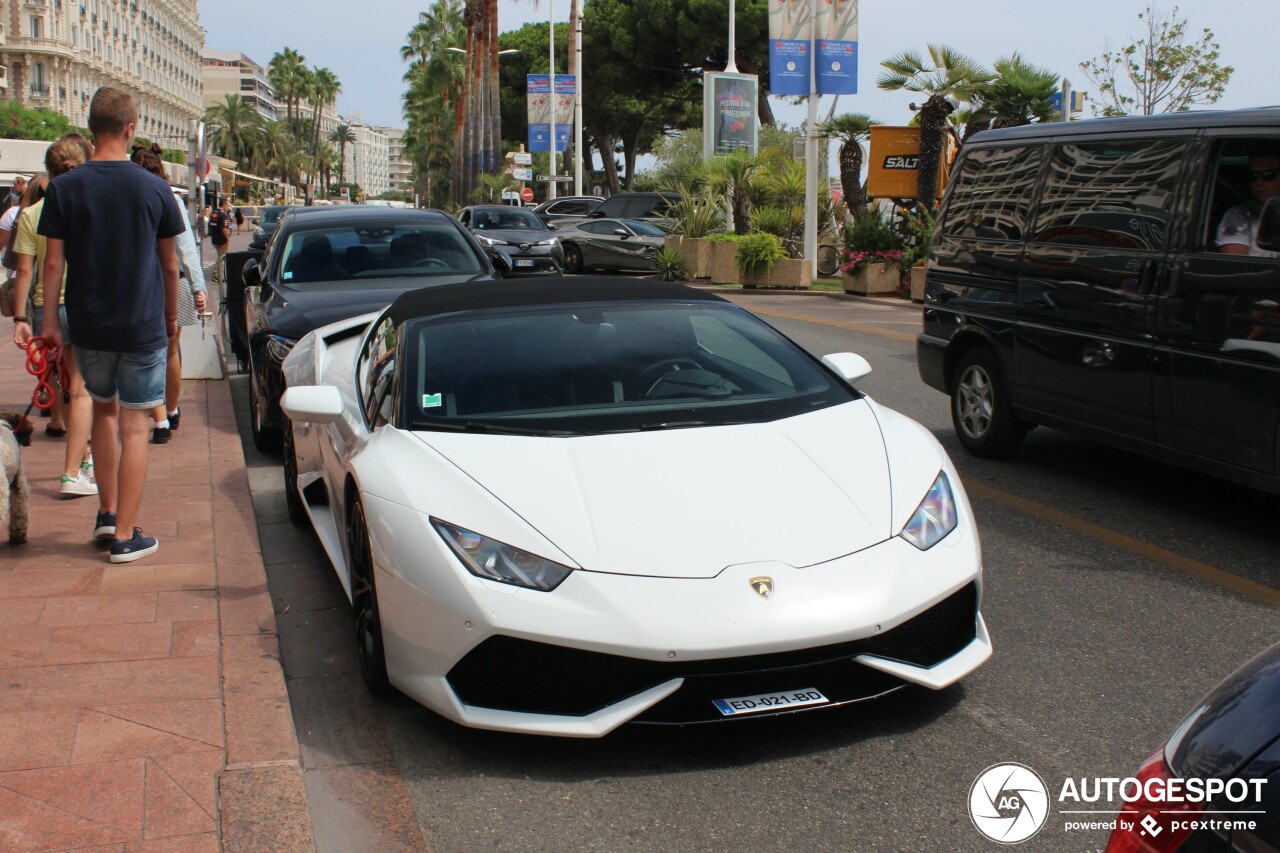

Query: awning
[0,171,33,184]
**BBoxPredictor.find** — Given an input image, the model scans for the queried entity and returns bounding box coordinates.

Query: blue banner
[816,39,858,95]
[768,40,810,96]
[527,74,575,153]
[766,0,858,96]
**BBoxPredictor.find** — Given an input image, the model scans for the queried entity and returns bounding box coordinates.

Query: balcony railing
[10,35,74,57]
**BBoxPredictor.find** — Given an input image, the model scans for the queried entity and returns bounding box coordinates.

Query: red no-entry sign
[521,187,534,203]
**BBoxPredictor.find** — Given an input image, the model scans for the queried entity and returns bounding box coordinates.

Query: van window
[1200,138,1280,254]
[940,146,1042,241]
[1031,140,1187,251]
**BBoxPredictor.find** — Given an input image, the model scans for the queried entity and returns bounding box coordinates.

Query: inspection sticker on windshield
[712,688,828,716]
[422,393,443,408]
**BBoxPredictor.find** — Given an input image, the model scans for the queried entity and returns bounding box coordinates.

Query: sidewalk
[0,244,315,850]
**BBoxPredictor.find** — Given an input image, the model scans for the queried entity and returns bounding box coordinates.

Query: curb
[205,379,317,852]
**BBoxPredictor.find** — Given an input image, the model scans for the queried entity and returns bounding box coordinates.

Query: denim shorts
[75,346,167,409]
[31,304,71,345]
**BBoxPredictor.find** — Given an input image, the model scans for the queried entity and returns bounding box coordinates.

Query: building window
[30,16,43,38]
[32,62,46,94]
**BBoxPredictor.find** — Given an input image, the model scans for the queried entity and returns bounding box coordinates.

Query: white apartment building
[376,125,412,197]
[0,0,203,148]
[342,113,389,198]
[201,49,276,121]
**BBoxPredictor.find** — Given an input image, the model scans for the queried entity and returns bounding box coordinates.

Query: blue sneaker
[109,528,159,563]
[93,511,117,540]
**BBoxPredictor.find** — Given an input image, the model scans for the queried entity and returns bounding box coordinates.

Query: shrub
[662,189,724,238]
[840,208,903,256]
[902,207,937,268]
[841,248,905,275]
[748,205,791,241]
[705,232,743,244]
[653,247,687,281]
[735,233,787,278]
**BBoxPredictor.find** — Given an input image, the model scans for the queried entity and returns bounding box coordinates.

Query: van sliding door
[1015,137,1188,452]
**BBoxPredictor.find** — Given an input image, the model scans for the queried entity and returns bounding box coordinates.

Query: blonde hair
[45,138,87,178]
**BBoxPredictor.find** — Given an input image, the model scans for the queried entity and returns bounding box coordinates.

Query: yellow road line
[751,303,1280,606]
[747,306,920,344]
[962,479,1280,607]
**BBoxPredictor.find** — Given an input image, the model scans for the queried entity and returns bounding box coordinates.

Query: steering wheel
[636,357,703,396]
[410,257,452,270]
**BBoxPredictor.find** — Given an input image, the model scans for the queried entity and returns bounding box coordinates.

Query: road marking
[747,306,920,344]
[962,479,1280,607]
[752,301,1280,606]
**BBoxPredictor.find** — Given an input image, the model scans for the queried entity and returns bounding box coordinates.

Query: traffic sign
[511,152,532,166]
[511,167,533,181]
[502,190,521,201]
[521,187,534,203]
[537,175,573,183]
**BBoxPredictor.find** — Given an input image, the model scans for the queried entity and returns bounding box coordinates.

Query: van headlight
[898,472,957,550]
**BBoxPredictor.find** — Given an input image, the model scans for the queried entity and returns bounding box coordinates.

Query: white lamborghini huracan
[279,277,992,737]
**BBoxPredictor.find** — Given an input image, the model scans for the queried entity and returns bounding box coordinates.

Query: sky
[200,0,1269,173]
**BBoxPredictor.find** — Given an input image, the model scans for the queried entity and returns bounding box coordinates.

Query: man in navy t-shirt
[39,86,184,564]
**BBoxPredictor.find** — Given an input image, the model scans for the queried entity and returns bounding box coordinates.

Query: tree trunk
[916,95,953,207]
[595,134,620,195]
[839,141,867,217]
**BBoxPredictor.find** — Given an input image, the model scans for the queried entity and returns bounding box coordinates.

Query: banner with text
[767,0,858,96]
[527,74,577,153]
[703,72,759,160]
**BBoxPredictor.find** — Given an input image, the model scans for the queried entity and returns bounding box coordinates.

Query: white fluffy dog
[1,409,31,544]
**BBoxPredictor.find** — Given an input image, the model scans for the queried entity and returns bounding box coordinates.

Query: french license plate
[515,259,535,268]
[712,687,829,716]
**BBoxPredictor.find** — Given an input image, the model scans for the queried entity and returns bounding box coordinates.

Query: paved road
[232,290,1280,853]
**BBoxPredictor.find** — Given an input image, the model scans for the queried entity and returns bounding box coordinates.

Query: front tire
[348,499,389,693]
[951,347,1027,458]
[281,416,307,526]
[563,243,584,274]
[248,358,282,452]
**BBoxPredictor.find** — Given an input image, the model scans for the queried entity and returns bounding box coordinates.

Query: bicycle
[781,235,842,278]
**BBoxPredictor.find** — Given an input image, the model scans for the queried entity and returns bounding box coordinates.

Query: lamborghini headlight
[898,472,958,551]
[432,519,573,591]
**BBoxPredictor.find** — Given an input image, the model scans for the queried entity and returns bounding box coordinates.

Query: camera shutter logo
[968,763,1050,844]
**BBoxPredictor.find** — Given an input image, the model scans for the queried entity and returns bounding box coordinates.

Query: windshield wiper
[637,420,753,431]
[410,419,575,436]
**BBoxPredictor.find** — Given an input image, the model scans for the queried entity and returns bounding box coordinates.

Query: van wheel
[951,348,1026,458]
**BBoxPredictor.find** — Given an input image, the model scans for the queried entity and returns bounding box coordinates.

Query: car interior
[280,226,479,282]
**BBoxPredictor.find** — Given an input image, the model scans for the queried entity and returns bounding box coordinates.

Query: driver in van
[1218,145,1280,258]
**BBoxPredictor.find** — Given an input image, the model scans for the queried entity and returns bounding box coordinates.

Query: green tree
[702,150,762,235]
[401,0,466,205]
[268,48,308,132]
[203,94,265,167]
[878,44,987,206]
[1080,4,1233,116]
[327,124,356,184]
[817,113,877,216]
[308,67,341,156]
[968,54,1060,132]
[0,100,74,140]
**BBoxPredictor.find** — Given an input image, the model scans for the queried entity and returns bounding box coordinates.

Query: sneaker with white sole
[59,473,98,496]
[93,511,117,540]
[109,528,159,563]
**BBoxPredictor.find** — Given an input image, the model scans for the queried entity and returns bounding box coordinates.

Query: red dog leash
[25,335,70,409]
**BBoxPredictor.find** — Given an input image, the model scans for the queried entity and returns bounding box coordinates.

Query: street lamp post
[573,9,583,197]
[548,0,557,202]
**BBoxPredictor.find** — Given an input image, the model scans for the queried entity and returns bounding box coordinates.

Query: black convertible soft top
[386,276,728,325]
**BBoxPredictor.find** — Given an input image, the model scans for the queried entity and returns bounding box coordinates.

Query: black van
[589,192,679,222]
[918,108,1280,493]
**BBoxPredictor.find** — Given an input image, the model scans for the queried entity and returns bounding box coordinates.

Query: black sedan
[458,205,564,274]
[248,205,292,250]
[1104,640,1280,852]
[242,206,507,450]
[555,218,667,274]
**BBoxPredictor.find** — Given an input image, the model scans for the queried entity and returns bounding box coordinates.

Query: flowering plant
[841,248,904,275]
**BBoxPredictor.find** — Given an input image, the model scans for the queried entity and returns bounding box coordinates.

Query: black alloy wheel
[349,499,390,693]
[563,243,584,274]
[950,347,1027,458]
[281,416,307,526]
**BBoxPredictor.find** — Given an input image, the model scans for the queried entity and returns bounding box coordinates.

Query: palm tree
[817,113,878,217]
[981,54,1060,129]
[702,150,762,235]
[474,171,515,202]
[878,44,988,206]
[203,94,264,167]
[454,0,502,205]
[268,48,308,132]
[309,66,342,156]
[327,124,356,185]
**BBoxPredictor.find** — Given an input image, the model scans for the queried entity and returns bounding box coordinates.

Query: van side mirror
[1257,197,1280,252]
[242,258,262,286]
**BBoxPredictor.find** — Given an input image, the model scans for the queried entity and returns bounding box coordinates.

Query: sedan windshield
[472,209,544,231]
[278,224,483,284]
[404,302,856,435]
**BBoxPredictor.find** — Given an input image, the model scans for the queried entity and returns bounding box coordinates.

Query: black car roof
[968,106,1280,145]
[277,207,458,229]
[388,276,728,325]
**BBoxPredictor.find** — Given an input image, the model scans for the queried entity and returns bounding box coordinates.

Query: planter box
[842,262,899,295]
[664,235,712,279]
[742,258,811,290]
[910,266,927,302]
[709,242,740,284]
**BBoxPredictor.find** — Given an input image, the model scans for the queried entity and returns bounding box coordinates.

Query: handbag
[0,276,14,317]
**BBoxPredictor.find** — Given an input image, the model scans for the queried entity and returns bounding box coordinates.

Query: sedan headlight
[475,234,508,247]
[898,472,958,550]
[432,519,573,591]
